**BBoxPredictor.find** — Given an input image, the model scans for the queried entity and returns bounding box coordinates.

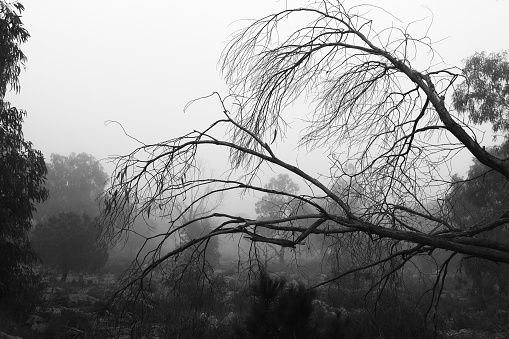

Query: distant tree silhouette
[34,152,108,222]
[32,212,108,282]
[447,145,509,295]
[255,174,299,266]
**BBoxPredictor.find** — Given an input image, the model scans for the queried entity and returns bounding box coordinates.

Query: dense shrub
[32,212,109,283]
[0,270,46,320]
[243,272,355,339]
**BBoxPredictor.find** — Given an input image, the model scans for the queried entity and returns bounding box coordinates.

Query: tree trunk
[278,248,285,265]
[60,266,69,283]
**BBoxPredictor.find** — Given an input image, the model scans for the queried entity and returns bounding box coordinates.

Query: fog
[8,0,508,180]
[13,0,509,274]
[6,0,507,282]
[4,1,509,338]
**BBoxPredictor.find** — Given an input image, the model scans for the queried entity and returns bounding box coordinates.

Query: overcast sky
[8,0,509,187]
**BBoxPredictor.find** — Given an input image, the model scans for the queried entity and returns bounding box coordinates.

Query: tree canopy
[254,174,300,265]
[0,1,48,306]
[35,152,108,222]
[453,51,509,137]
[30,152,108,283]
[100,2,509,306]
[32,212,108,283]
[255,174,299,219]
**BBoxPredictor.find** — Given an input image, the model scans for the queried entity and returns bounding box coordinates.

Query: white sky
[7,0,509,203]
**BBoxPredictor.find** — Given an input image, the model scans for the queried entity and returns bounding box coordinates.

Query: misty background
[8,0,509,181]
[7,0,509,267]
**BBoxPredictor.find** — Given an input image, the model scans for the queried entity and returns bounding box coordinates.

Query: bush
[31,212,108,283]
[0,270,46,320]
[243,272,353,339]
[346,291,438,339]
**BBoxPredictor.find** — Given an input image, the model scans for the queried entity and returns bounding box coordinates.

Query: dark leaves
[453,51,509,136]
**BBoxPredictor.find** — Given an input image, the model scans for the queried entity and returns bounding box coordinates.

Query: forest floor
[1,266,509,338]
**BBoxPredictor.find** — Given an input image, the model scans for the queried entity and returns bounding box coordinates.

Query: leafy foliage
[453,51,509,136]
[0,1,28,96]
[255,174,299,219]
[35,152,108,222]
[31,153,108,282]
[254,174,300,265]
[32,212,108,282]
[447,52,509,295]
[447,141,509,294]
[448,144,509,226]
[244,272,358,339]
[245,272,316,339]
[0,0,48,313]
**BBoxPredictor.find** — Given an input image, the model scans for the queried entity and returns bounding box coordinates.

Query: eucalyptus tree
[32,212,108,283]
[0,1,48,311]
[447,51,509,295]
[254,174,299,266]
[101,2,509,306]
[34,152,109,222]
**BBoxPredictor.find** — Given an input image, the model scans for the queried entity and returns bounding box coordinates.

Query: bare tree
[101,163,223,301]
[101,2,509,306]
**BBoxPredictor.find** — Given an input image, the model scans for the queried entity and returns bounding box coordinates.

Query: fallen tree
[100,2,509,305]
